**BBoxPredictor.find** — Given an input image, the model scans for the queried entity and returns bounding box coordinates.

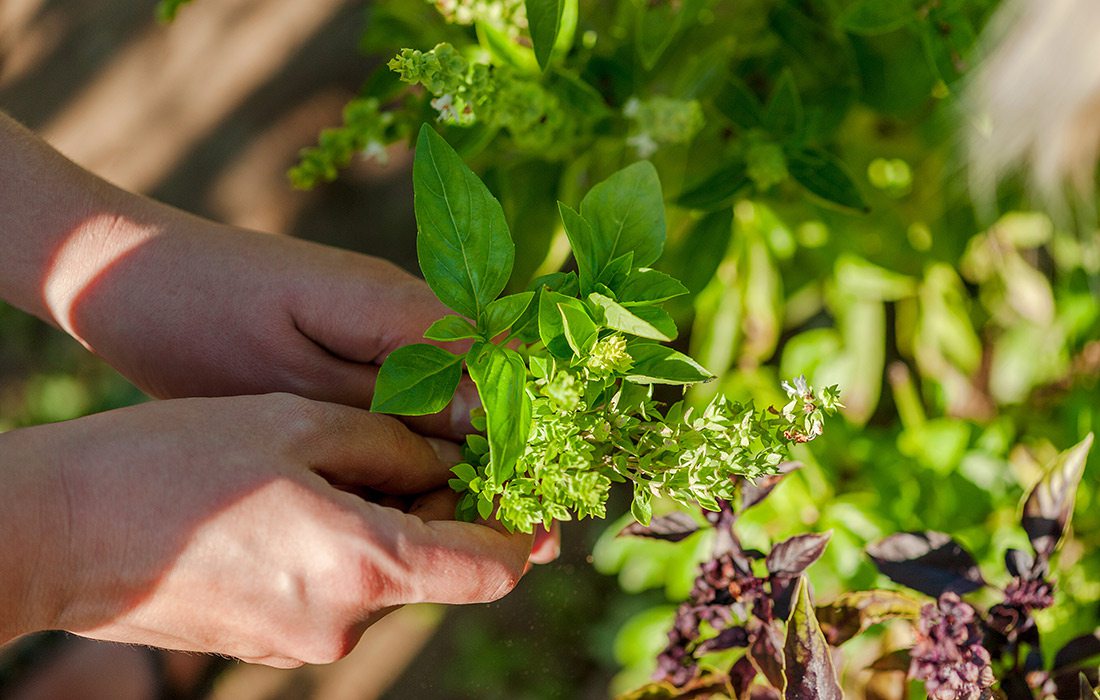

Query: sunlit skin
[0,112,557,663]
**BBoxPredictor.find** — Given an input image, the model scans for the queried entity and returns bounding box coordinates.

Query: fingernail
[426,438,462,465]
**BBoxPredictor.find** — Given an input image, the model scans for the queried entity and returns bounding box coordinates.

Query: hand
[0,393,531,666]
[56,210,474,439]
[0,114,467,436]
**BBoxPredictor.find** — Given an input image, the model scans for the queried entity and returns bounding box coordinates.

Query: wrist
[0,427,73,642]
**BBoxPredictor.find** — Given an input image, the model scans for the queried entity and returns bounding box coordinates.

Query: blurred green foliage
[317,0,1099,694]
[40,0,1100,694]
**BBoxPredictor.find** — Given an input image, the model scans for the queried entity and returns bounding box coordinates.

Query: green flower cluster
[428,0,528,39]
[389,43,578,154]
[451,346,841,533]
[623,96,705,158]
[287,98,394,189]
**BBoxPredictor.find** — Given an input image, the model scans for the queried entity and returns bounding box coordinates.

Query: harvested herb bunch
[371,125,840,533]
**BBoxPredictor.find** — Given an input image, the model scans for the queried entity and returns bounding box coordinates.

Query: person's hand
[0,393,531,666]
[51,208,473,439]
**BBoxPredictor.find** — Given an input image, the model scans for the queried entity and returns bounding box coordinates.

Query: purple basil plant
[867,434,1097,700]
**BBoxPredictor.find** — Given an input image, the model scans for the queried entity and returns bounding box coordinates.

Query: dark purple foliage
[908,593,994,700]
[1021,434,1092,560]
[868,531,987,597]
[740,461,801,512]
[619,512,701,542]
[783,577,842,700]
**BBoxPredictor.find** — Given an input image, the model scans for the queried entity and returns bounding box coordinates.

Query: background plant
[124,0,1100,696]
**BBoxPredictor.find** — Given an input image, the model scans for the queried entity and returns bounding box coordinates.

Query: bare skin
[0,112,555,663]
[0,394,531,666]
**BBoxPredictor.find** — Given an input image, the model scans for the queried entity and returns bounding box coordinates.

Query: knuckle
[298,632,358,665]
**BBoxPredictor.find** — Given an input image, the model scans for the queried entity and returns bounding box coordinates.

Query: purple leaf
[1053,630,1100,672]
[696,626,750,655]
[741,462,802,512]
[1081,672,1100,699]
[767,532,832,577]
[815,590,924,646]
[1004,548,1035,579]
[750,621,786,691]
[782,577,842,700]
[749,688,781,700]
[867,531,986,597]
[728,655,757,698]
[618,512,701,542]
[1022,433,1094,560]
[868,648,911,672]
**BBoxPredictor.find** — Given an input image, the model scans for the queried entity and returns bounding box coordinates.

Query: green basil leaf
[625,342,714,385]
[631,482,653,526]
[786,146,870,214]
[675,161,749,211]
[589,293,676,341]
[580,161,666,270]
[597,251,634,292]
[559,202,600,293]
[466,343,532,486]
[558,303,598,356]
[451,463,478,483]
[525,0,565,70]
[483,291,535,338]
[413,125,515,320]
[714,78,763,129]
[764,69,803,139]
[839,0,915,35]
[424,315,480,342]
[617,268,689,305]
[371,343,464,415]
[513,271,579,343]
[540,289,585,358]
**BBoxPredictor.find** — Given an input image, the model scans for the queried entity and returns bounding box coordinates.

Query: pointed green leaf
[839,0,915,35]
[631,482,653,526]
[783,577,842,700]
[675,161,749,211]
[617,268,689,305]
[559,202,600,292]
[589,293,676,341]
[625,343,714,385]
[371,344,464,415]
[714,79,764,128]
[414,125,515,320]
[539,289,584,358]
[513,271,579,343]
[597,251,634,292]
[559,303,598,356]
[483,291,535,338]
[635,2,677,70]
[526,0,565,70]
[580,161,666,270]
[786,147,870,214]
[765,70,803,138]
[466,343,531,486]
[424,315,480,342]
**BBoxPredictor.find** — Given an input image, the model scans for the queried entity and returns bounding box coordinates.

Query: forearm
[0,112,163,335]
[0,427,67,644]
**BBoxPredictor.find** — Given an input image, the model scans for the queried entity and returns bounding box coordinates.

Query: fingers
[372,509,533,607]
[529,521,561,565]
[294,401,462,495]
[286,355,477,443]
